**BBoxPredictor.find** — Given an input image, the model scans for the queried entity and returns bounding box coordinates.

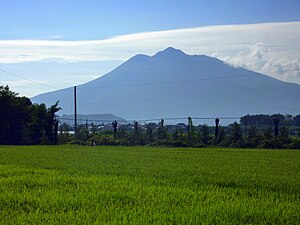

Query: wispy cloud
[0,22,300,84]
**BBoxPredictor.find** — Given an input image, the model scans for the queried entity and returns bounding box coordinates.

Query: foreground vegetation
[62,120,300,149]
[0,85,60,145]
[2,85,300,149]
[0,145,299,224]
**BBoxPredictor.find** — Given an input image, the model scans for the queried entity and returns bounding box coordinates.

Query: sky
[0,0,300,97]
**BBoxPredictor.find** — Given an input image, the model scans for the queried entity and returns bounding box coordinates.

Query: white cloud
[0,22,300,85]
[223,42,300,84]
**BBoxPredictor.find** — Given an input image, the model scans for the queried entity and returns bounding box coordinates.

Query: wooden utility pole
[74,86,77,138]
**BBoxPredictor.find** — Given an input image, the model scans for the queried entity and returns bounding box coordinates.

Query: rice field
[0,145,299,224]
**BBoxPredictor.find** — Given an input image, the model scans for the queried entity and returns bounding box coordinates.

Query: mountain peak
[127,53,150,63]
[153,47,186,57]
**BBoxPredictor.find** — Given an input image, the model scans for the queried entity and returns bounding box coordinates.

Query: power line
[58,116,241,123]
[0,68,59,90]
[77,74,254,90]
[1,66,256,92]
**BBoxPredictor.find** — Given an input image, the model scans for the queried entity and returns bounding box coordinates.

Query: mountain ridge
[32,47,300,120]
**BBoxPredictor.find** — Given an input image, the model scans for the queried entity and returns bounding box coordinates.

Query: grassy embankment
[0,145,299,224]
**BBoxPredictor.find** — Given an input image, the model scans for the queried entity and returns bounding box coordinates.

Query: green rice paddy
[0,146,299,224]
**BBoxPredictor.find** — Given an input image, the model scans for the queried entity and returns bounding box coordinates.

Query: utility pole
[74,86,77,139]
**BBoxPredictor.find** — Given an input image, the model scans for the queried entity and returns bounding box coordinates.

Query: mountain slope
[32,47,300,119]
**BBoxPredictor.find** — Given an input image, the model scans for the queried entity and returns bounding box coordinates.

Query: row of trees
[58,119,300,149]
[0,86,60,145]
[240,114,300,126]
[1,85,299,148]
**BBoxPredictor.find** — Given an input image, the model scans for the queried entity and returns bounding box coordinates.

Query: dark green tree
[58,122,72,144]
[187,117,195,144]
[199,124,210,146]
[293,115,300,126]
[131,121,143,145]
[215,126,226,145]
[229,122,242,147]
[29,101,60,144]
[0,86,32,144]
[145,123,156,143]
[157,119,167,140]
[278,126,290,146]
[0,85,61,145]
[245,125,260,147]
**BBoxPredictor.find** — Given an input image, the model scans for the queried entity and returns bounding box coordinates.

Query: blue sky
[1,0,300,40]
[0,0,300,97]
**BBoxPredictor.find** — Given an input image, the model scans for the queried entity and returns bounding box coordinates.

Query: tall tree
[187,117,194,141]
[0,86,61,145]
[230,122,242,146]
[199,124,210,146]
[157,119,167,140]
[0,86,32,144]
[215,118,220,139]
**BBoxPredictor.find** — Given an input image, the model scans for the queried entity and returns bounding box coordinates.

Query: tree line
[0,86,60,145]
[240,114,300,126]
[1,85,300,148]
[59,117,300,149]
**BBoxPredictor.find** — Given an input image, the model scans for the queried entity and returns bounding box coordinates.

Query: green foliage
[75,125,90,145]
[229,122,243,147]
[0,86,60,145]
[187,117,194,139]
[240,113,300,127]
[58,120,300,149]
[214,126,226,146]
[29,102,60,144]
[157,119,167,141]
[0,86,32,144]
[199,124,210,146]
[0,146,299,224]
[289,137,300,149]
[130,122,144,145]
[293,114,300,126]
[145,123,155,143]
[240,114,273,126]
[244,125,261,148]
[58,123,73,144]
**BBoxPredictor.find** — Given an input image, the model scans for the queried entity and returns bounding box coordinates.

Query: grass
[0,145,299,224]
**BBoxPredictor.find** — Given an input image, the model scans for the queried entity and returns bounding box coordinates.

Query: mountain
[32,47,300,121]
